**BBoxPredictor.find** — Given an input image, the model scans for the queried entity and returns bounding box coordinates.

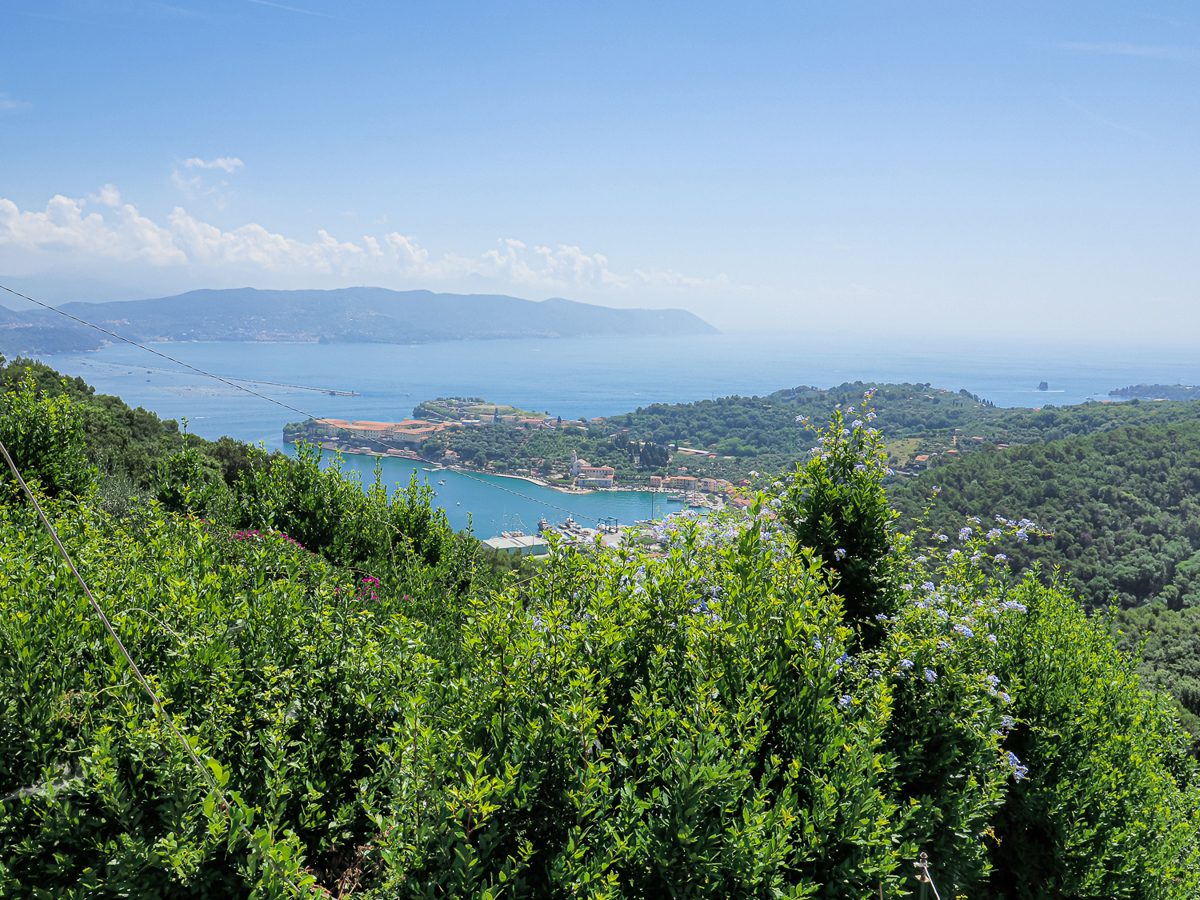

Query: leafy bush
[155,438,482,604]
[987,578,1200,897]
[361,518,914,897]
[780,402,903,630]
[0,371,95,501]
[4,394,1200,898]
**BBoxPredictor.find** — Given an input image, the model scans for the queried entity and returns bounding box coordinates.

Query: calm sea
[41,331,1200,536]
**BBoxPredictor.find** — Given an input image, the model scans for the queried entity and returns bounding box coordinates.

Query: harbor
[313,449,694,538]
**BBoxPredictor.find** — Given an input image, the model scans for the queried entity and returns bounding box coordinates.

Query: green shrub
[361,518,913,897]
[986,577,1200,898]
[781,401,903,632]
[0,371,95,501]
[4,401,1200,898]
[0,498,431,897]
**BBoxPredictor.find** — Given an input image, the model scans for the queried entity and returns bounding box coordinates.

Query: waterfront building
[482,535,550,557]
[578,465,615,488]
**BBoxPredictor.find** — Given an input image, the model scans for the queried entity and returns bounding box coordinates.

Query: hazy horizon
[2,2,1198,343]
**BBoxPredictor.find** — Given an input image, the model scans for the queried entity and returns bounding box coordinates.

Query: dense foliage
[4,374,1200,897]
[0,371,96,500]
[1111,604,1200,737]
[1111,384,1200,401]
[0,355,279,498]
[888,420,1200,611]
[401,381,1200,487]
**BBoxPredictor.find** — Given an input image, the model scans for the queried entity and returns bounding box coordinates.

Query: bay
[40,330,1200,536]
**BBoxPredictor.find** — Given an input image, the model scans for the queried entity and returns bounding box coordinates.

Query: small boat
[438,479,445,485]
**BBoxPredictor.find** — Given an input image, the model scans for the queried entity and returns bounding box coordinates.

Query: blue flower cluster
[1004,751,1029,782]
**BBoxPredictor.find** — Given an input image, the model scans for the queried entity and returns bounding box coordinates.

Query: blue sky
[1,1,1197,339]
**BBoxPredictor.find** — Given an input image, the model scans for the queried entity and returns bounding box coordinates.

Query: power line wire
[0,281,642,526]
[0,438,310,896]
[449,467,607,525]
[0,283,317,420]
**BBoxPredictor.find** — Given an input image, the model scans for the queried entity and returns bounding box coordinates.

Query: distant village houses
[285,417,451,451]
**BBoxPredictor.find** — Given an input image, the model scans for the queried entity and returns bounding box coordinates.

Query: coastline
[453,468,596,494]
[449,468,695,499]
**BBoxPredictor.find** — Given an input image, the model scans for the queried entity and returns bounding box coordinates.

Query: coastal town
[282,401,749,558]
[282,399,740,500]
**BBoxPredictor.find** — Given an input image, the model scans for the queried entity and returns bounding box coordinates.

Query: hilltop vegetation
[883,414,1200,738]
[608,382,1200,481]
[4,373,1200,896]
[0,355,279,499]
[887,420,1200,611]
[414,397,547,422]
[412,380,1200,487]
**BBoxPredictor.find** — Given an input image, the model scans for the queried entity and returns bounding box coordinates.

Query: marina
[319,451,691,537]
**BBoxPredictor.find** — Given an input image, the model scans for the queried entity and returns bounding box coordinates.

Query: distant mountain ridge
[0,287,718,354]
[1109,384,1200,402]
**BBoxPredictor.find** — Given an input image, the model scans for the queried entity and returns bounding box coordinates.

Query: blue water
[40,331,1200,536]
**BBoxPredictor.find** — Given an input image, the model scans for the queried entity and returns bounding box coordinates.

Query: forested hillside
[888,420,1200,611]
[412,381,1200,485]
[4,372,1199,897]
[885,417,1200,738]
[608,382,1200,472]
[0,355,279,501]
[1114,605,1200,736]
[1111,384,1200,401]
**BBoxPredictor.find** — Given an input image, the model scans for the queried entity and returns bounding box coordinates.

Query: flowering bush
[780,395,904,633]
[3,402,1200,898]
[363,512,914,897]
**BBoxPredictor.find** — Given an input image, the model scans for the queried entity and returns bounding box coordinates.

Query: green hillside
[888,420,1200,611]
[4,372,1199,896]
[1111,384,1200,401]
[0,355,278,496]
[358,381,1200,486]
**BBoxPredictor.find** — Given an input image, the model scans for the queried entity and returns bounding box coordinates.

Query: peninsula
[0,286,718,354]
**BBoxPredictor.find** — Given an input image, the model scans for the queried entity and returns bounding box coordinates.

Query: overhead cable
[0,281,634,525]
[0,438,309,897]
[0,283,317,420]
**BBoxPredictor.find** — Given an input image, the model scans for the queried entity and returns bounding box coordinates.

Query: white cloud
[171,169,205,200]
[480,241,630,289]
[0,186,721,295]
[90,184,122,208]
[183,156,245,173]
[0,92,31,112]
[173,158,243,207]
[0,194,186,266]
